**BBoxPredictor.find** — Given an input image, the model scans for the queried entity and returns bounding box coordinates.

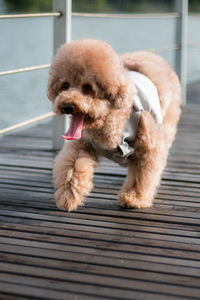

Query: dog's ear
[47,72,59,102]
[107,75,132,109]
[114,81,129,108]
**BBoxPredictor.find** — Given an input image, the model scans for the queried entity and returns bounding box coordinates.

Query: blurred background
[0,0,200,130]
[2,0,200,13]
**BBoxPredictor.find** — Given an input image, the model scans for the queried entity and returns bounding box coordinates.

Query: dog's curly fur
[47,39,181,212]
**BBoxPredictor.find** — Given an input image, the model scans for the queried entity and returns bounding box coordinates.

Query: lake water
[0,15,200,130]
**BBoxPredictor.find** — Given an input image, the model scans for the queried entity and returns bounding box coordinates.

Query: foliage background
[2,0,200,14]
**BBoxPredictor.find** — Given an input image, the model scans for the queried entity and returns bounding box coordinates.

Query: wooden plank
[1,198,200,228]
[1,225,200,255]
[1,229,200,267]
[1,218,200,247]
[0,261,199,299]
[1,207,200,237]
[0,279,184,300]
[0,235,199,265]
[0,281,105,300]
[1,212,200,241]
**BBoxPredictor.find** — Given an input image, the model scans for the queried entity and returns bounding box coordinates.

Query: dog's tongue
[62,113,84,140]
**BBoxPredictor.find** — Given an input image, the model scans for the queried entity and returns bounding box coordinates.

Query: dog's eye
[104,93,112,101]
[62,82,69,90]
[82,84,93,94]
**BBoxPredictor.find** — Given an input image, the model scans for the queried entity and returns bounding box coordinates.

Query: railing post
[175,0,188,106]
[52,0,72,150]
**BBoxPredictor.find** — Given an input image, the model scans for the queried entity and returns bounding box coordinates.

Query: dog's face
[47,39,132,140]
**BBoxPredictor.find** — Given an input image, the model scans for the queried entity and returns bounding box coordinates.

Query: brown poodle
[47,39,181,212]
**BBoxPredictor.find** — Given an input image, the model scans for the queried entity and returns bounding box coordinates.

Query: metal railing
[0,64,50,76]
[72,12,180,18]
[0,112,54,135]
[0,12,61,19]
[0,0,190,150]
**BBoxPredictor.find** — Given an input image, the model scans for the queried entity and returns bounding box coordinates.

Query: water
[0,15,200,130]
[0,17,53,130]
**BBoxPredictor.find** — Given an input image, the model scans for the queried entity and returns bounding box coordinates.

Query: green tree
[4,0,52,13]
[4,0,200,14]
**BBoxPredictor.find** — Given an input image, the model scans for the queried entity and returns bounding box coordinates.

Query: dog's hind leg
[118,112,167,209]
[53,140,98,211]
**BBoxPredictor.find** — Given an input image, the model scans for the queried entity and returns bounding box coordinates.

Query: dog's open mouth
[62,113,85,140]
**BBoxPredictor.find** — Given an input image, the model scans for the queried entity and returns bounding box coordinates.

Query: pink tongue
[62,113,84,140]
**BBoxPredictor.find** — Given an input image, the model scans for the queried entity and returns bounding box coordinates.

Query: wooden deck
[0,102,200,300]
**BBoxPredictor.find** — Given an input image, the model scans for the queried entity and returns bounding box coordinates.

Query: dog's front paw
[55,187,83,212]
[118,191,152,209]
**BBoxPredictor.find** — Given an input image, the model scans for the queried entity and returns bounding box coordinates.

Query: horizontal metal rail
[72,12,180,19]
[0,12,180,20]
[151,44,180,53]
[0,12,61,19]
[0,112,55,135]
[0,64,50,76]
[2,12,199,20]
[1,12,199,20]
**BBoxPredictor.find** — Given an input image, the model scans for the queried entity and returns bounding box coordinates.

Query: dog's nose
[61,104,75,114]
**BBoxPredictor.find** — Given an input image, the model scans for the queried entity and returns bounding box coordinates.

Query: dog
[47,38,181,212]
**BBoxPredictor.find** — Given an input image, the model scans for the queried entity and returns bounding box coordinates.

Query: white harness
[91,71,163,166]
